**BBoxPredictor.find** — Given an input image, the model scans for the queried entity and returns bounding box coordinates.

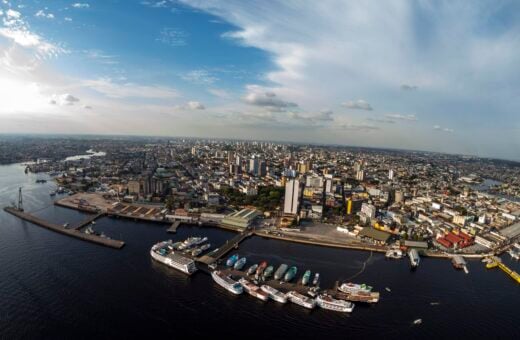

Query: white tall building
[284,179,300,215]
[361,203,376,219]
[388,169,394,180]
[356,170,365,181]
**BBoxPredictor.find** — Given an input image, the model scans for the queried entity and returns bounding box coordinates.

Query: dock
[167,221,181,233]
[73,212,106,230]
[486,258,520,284]
[4,207,125,249]
[198,230,252,265]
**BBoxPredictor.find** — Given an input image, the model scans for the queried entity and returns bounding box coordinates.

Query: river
[0,163,519,338]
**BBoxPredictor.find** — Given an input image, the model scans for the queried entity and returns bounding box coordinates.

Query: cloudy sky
[1,1,519,160]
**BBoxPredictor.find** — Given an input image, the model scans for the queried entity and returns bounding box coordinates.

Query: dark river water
[0,163,519,339]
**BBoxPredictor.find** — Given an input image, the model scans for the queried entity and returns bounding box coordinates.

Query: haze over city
[1,0,519,160]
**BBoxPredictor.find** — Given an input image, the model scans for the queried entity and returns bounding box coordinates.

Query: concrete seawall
[4,207,125,249]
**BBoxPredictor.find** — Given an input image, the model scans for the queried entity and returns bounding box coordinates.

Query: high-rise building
[356,170,365,181]
[284,179,300,215]
[249,157,259,175]
[257,160,267,177]
[388,169,394,180]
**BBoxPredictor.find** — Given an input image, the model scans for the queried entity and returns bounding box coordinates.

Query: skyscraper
[284,179,300,215]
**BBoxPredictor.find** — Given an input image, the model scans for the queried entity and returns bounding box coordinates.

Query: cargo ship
[255,261,268,278]
[274,264,288,280]
[286,291,316,309]
[150,241,197,275]
[408,249,420,268]
[247,264,258,275]
[301,270,311,286]
[234,257,247,270]
[226,254,240,267]
[260,285,287,304]
[211,271,243,295]
[263,265,274,279]
[284,266,298,282]
[316,294,355,313]
[238,278,269,301]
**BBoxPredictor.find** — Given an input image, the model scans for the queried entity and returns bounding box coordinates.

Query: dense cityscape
[2,0,520,338]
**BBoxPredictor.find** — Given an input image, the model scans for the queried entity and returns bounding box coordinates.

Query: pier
[198,230,253,265]
[4,207,125,249]
[486,259,520,284]
[73,212,106,230]
[167,221,182,233]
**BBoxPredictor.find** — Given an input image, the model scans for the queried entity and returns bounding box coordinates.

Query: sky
[0,0,519,160]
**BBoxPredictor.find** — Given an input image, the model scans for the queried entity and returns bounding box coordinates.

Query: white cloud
[84,50,118,65]
[340,123,379,132]
[207,88,230,99]
[182,69,217,84]
[64,17,72,22]
[434,125,454,133]
[157,27,188,47]
[35,10,55,19]
[385,113,417,121]
[83,105,92,109]
[82,78,178,99]
[342,99,373,111]
[71,3,90,9]
[6,9,21,19]
[243,85,297,109]
[174,101,205,110]
[53,93,80,105]
[401,84,418,91]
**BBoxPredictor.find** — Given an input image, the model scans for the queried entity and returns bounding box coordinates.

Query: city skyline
[1,0,520,160]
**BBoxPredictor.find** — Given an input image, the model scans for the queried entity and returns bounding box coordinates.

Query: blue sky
[0,1,519,160]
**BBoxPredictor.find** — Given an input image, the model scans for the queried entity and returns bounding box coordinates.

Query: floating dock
[198,230,252,265]
[486,258,520,284]
[167,221,181,233]
[4,207,125,249]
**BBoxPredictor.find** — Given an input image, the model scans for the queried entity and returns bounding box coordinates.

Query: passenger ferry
[286,291,316,309]
[239,278,269,301]
[150,241,197,275]
[211,271,243,295]
[316,294,355,313]
[260,285,287,304]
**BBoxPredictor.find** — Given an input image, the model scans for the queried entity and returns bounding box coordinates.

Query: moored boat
[312,273,320,286]
[234,257,247,270]
[239,278,269,301]
[260,285,287,304]
[150,240,198,275]
[274,264,288,280]
[226,254,240,267]
[263,265,274,279]
[408,249,420,268]
[256,261,268,277]
[247,264,259,276]
[301,270,311,286]
[316,294,354,313]
[286,291,316,309]
[211,271,243,295]
[284,266,297,282]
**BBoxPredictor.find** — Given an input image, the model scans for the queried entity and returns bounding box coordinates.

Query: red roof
[445,233,463,244]
[437,237,453,248]
[458,232,473,241]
